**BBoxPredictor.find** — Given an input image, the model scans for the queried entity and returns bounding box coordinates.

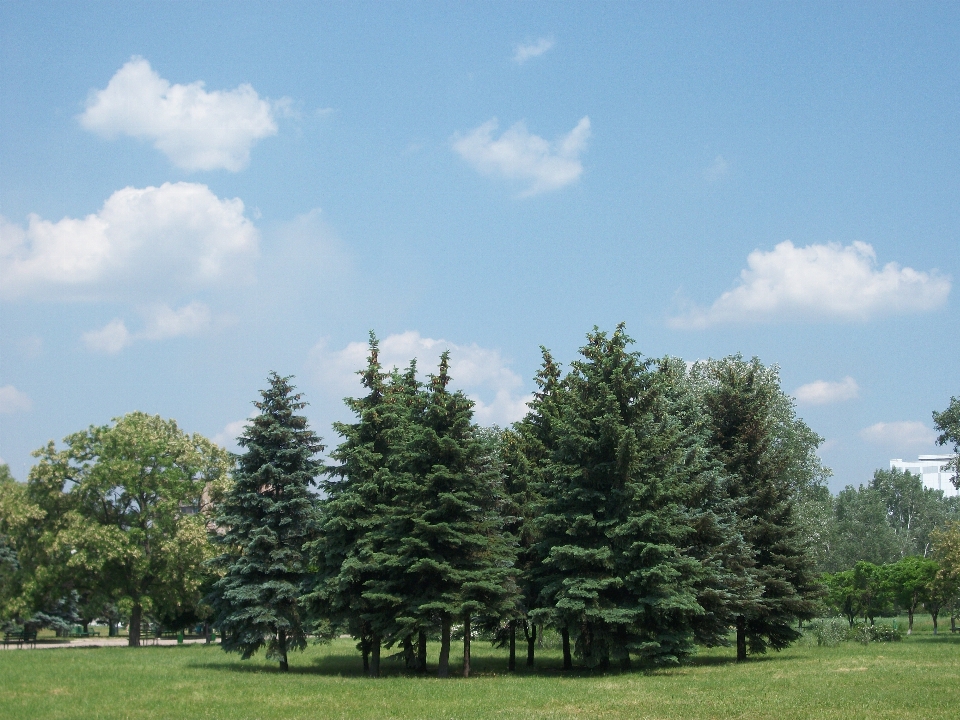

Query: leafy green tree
[851,561,892,624]
[209,373,323,671]
[826,485,904,571]
[0,464,43,623]
[931,522,960,633]
[823,570,858,626]
[693,355,822,661]
[886,556,938,634]
[24,413,228,645]
[533,326,726,669]
[933,397,960,485]
[871,468,952,557]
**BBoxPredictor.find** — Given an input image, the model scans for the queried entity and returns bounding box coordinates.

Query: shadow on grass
[185,648,775,679]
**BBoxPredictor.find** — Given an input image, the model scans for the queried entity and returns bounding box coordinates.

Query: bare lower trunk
[908,609,914,635]
[204,622,211,644]
[369,635,381,678]
[128,603,142,648]
[932,611,939,635]
[463,614,471,678]
[403,635,415,669]
[361,637,370,675]
[525,621,536,667]
[278,628,289,672]
[438,613,451,678]
[418,630,427,672]
[620,655,631,671]
[508,621,516,672]
[561,627,572,670]
[736,615,747,662]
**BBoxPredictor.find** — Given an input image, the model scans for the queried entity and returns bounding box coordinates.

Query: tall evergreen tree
[209,373,322,671]
[388,352,518,677]
[532,326,724,669]
[499,348,561,669]
[307,334,406,677]
[692,355,822,661]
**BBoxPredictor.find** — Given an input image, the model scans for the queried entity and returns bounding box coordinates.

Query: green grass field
[1,625,958,720]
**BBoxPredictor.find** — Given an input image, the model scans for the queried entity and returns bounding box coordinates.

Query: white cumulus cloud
[83,302,214,354]
[213,419,251,452]
[0,385,32,414]
[140,302,213,340]
[0,182,258,301]
[82,319,133,354]
[860,421,938,448]
[453,116,590,196]
[794,376,859,405]
[669,241,950,328]
[308,331,531,427]
[513,37,555,63]
[79,57,280,171]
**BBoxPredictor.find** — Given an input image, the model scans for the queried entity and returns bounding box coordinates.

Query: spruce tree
[209,373,322,671]
[389,352,518,677]
[692,355,822,661]
[307,333,405,677]
[532,326,720,668]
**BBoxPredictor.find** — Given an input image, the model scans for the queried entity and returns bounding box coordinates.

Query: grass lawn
[1,627,958,720]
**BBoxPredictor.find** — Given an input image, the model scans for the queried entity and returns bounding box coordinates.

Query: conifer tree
[532,326,721,668]
[692,356,822,661]
[209,373,322,671]
[308,334,405,677]
[389,352,518,677]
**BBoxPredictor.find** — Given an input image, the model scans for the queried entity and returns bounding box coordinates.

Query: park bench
[3,628,37,648]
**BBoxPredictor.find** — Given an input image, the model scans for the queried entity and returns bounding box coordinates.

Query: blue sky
[1,2,957,491]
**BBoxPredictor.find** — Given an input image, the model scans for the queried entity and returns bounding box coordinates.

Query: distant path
[1,637,212,650]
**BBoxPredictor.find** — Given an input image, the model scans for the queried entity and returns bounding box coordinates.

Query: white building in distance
[890,454,958,497]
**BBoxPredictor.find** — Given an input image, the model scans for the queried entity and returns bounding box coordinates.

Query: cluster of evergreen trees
[208,326,826,675]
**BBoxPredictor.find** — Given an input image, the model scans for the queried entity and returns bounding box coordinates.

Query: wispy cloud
[83,302,214,354]
[453,117,591,196]
[513,37,554,64]
[308,331,531,427]
[0,385,32,414]
[703,154,729,182]
[1,182,258,301]
[79,57,281,171]
[669,241,950,328]
[794,376,859,405]
[860,421,938,448]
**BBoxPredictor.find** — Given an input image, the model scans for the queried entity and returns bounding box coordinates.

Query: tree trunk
[204,622,211,644]
[736,615,747,662]
[561,627,572,670]
[524,621,536,667]
[361,635,370,675]
[932,610,939,635]
[908,608,914,635]
[620,655,632,671]
[370,635,381,678]
[129,603,142,648]
[508,621,516,672]
[463,614,471,678]
[438,613,451,678]
[403,635,415,669]
[278,628,289,672]
[418,630,427,672]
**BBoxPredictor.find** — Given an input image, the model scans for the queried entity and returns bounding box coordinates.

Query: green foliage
[531,326,745,668]
[801,616,848,646]
[692,355,823,657]
[14,414,228,640]
[209,373,323,670]
[932,396,960,483]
